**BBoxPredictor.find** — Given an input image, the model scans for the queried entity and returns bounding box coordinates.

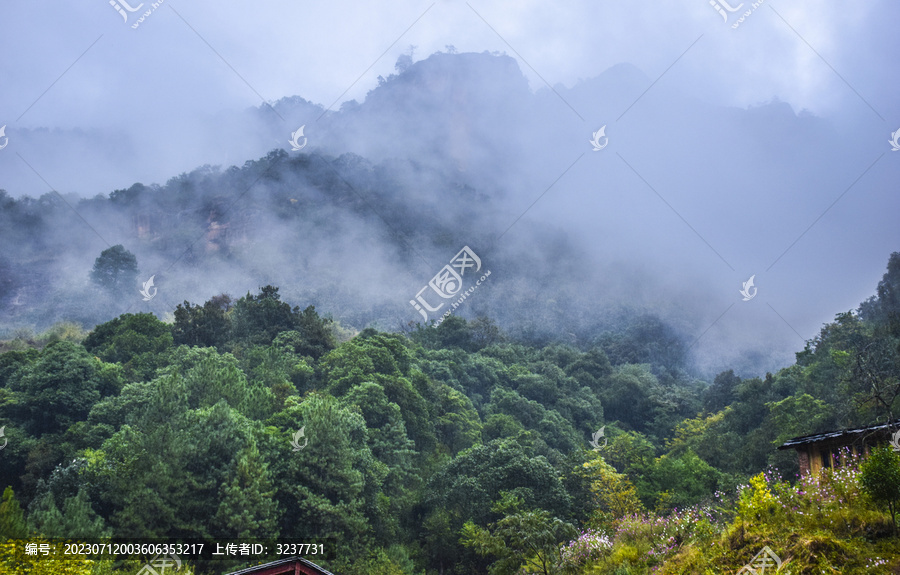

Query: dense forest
[0,148,651,370]
[0,250,899,573]
[4,49,856,379]
[2,0,898,570]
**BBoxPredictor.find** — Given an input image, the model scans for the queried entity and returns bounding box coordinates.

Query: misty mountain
[1,51,896,377]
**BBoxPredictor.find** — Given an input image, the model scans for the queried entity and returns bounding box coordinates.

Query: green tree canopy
[82,313,173,382]
[90,244,138,294]
[425,439,572,530]
[0,487,27,540]
[264,393,379,552]
[5,342,113,436]
[860,445,900,532]
[172,294,232,348]
[461,492,577,575]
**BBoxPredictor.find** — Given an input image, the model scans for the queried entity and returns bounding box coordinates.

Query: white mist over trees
[1,51,898,376]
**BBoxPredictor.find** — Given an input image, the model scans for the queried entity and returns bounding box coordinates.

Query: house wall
[808,445,823,476]
[797,450,810,476]
[795,431,894,477]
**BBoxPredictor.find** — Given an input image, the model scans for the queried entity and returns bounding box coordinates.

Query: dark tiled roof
[225,557,336,575]
[777,419,900,450]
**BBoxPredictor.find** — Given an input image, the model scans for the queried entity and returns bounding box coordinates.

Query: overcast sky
[1,0,897,197]
[1,1,899,375]
[1,1,896,130]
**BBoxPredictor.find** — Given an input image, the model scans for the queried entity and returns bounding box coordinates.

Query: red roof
[225,557,336,575]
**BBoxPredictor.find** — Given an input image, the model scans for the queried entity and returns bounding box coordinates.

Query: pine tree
[213,440,279,539]
[90,244,139,294]
[0,487,28,540]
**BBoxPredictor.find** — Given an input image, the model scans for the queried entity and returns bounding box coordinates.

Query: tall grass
[562,450,900,574]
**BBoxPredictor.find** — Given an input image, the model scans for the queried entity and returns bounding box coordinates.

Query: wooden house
[225,557,336,575]
[777,419,900,475]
